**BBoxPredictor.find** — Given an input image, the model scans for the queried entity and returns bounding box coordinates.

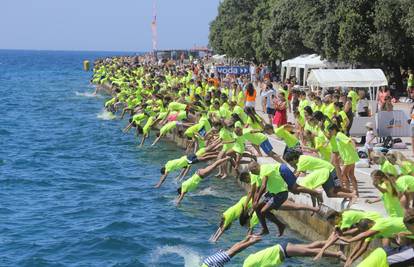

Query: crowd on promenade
[92,55,414,266]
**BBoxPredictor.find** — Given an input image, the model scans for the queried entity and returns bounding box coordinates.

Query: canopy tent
[306,68,388,100]
[280,54,349,85]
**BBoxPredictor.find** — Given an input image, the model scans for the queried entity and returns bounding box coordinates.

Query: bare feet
[338,250,347,262]
[220,174,228,179]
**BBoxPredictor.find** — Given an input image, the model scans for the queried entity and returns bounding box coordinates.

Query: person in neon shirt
[176,157,230,205]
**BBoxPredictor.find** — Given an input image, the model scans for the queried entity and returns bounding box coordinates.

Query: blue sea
[0,50,341,266]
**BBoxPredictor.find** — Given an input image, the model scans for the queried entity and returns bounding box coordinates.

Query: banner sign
[350,117,376,136]
[377,111,411,137]
[216,66,250,75]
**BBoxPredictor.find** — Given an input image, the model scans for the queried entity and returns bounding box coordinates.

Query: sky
[1,0,221,52]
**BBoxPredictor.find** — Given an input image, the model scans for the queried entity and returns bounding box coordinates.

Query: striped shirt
[203,250,231,267]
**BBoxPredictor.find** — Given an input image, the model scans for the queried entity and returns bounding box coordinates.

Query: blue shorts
[262,191,288,210]
[280,242,290,258]
[187,154,199,164]
[279,164,297,190]
[260,139,273,155]
[198,127,206,137]
[322,170,342,193]
[266,108,276,115]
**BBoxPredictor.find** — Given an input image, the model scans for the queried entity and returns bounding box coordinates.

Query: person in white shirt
[357,90,369,144]
[365,122,376,161]
[260,83,276,123]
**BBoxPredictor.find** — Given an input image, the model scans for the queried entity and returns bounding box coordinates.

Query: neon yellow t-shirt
[400,161,414,176]
[335,132,359,165]
[357,248,388,267]
[250,173,262,187]
[243,244,284,267]
[296,155,335,172]
[298,168,330,189]
[260,164,288,194]
[219,128,234,151]
[396,175,414,192]
[165,156,189,173]
[181,173,202,193]
[380,160,398,177]
[242,128,268,146]
[314,130,332,161]
[367,217,409,241]
[274,126,299,148]
[339,210,382,230]
[233,106,248,124]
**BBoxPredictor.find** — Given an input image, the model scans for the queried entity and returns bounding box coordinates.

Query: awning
[307,69,388,88]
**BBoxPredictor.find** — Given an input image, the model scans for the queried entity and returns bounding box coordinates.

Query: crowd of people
[92,55,414,266]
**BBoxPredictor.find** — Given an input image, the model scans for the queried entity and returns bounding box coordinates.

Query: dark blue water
[0,50,340,266]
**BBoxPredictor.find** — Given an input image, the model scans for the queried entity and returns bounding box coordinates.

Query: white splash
[192,187,220,197]
[75,91,99,98]
[150,245,202,267]
[97,110,116,120]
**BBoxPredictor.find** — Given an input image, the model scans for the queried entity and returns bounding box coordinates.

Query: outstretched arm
[226,235,262,258]
[154,173,168,188]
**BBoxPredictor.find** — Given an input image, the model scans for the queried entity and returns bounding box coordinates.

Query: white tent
[306,68,388,100]
[280,54,349,85]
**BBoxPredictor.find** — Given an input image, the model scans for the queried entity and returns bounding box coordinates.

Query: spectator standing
[273,92,288,127]
[245,83,257,111]
[261,83,276,123]
[357,89,370,144]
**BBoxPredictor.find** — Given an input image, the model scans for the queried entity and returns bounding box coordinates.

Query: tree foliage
[209,0,414,88]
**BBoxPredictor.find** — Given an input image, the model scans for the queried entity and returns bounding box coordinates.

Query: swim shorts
[260,139,273,155]
[262,191,288,210]
[279,164,297,190]
[322,169,342,193]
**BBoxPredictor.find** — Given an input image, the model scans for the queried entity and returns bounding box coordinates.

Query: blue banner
[216,66,250,75]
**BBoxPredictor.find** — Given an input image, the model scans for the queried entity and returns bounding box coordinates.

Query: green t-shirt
[274,126,299,148]
[260,164,288,194]
[314,130,332,161]
[165,156,189,173]
[233,106,248,124]
[160,121,177,135]
[232,132,246,154]
[396,175,414,192]
[242,128,268,146]
[246,116,263,130]
[250,173,262,187]
[339,210,382,230]
[368,217,409,241]
[400,161,414,176]
[357,248,388,267]
[329,135,339,153]
[348,90,359,113]
[219,128,234,151]
[297,155,335,172]
[181,173,202,193]
[335,132,359,165]
[380,160,398,177]
[168,102,187,111]
[380,183,404,218]
[243,245,284,267]
[298,168,330,189]
[222,196,247,228]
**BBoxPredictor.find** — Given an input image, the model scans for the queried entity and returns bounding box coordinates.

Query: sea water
[0,50,340,266]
